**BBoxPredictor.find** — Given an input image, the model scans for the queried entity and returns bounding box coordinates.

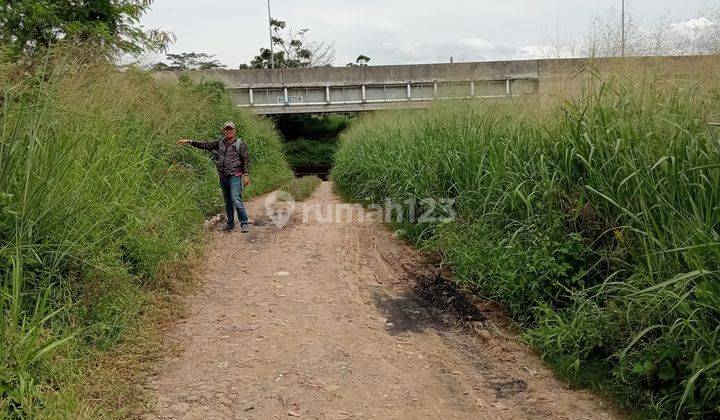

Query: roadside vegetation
[281,176,323,202]
[332,76,720,417]
[0,48,292,417]
[283,138,339,169]
[274,114,354,174]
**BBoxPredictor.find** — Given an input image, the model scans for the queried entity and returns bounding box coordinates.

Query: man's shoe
[220,224,235,232]
[241,224,250,233]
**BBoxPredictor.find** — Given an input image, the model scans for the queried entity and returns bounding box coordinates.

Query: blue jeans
[219,176,249,227]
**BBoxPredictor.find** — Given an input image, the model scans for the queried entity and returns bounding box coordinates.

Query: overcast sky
[139,0,717,68]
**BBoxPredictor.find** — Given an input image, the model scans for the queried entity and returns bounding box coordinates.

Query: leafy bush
[0,49,292,417]
[274,113,352,172]
[283,138,338,167]
[332,81,720,417]
[280,176,323,202]
[273,113,353,141]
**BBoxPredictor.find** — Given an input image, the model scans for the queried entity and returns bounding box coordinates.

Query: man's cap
[223,121,236,129]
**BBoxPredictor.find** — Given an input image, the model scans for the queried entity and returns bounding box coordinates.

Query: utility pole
[621,0,626,57]
[267,0,275,69]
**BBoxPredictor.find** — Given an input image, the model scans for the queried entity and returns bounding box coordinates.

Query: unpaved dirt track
[145,182,617,419]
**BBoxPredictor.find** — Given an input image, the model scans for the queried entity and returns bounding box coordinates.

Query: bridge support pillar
[283,87,289,104]
[325,86,330,103]
[406,83,411,99]
[470,81,475,97]
[362,84,366,102]
[249,88,254,105]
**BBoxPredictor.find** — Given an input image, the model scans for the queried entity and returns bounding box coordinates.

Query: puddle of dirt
[373,272,532,402]
[492,379,528,398]
[373,273,486,335]
[252,216,269,227]
[247,214,295,233]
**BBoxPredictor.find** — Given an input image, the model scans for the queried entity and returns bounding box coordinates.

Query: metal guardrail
[231,77,539,114]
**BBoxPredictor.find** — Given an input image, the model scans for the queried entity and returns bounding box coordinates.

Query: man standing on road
[177,121,252,233]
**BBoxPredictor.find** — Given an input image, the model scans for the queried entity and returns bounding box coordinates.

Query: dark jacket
[190,137,250,178]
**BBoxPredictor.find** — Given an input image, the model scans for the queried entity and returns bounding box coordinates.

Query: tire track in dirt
[144,182,618,419]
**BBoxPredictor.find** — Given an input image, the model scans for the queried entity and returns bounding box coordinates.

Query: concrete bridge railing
[153,55,718,114]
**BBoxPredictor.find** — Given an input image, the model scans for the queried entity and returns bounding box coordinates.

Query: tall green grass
[332,81,720,417]
[0,49,292,416]
[281,175,323,202]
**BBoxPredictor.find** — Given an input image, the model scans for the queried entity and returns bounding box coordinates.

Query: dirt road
[145,182,617,419]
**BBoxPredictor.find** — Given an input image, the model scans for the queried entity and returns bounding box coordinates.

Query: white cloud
[379,37,518,63]
[517,45,552,58]
[670,17,715,36]
[458,38,496,51]
[517,44,575,59]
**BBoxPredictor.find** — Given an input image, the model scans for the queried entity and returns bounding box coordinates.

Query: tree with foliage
[347,54,371,67]
[0,0,173,57]
[240,18,335,69]
[152,52,226,71]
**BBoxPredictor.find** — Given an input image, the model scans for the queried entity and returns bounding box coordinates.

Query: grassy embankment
[0,50,293,417]
[332,77,720,417]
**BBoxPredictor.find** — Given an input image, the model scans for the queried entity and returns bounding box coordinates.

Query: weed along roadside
[331,79,720,417]
[0,50,292,417]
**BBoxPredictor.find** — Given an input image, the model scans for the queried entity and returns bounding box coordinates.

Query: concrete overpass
[153,56,716,115]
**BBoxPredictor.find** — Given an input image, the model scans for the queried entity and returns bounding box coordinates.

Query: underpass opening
[271,112,358,180]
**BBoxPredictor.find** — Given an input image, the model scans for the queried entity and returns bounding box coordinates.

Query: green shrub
[281,176,323,202]
[273,113,353,141]
[274,113,352,171]
[332,83,720,417]
[283,138,338,167]
[0,49,292,417]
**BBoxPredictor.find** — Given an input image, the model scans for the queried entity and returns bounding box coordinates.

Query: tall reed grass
[332,80,720,417]
[0,49,292,416]
[281,175,323,201]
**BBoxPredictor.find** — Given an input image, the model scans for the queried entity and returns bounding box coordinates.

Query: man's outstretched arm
[176,139,219,150]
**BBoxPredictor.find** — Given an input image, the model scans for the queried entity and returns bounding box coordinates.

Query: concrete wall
[153,55,720,110]
[156,60,540,88]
